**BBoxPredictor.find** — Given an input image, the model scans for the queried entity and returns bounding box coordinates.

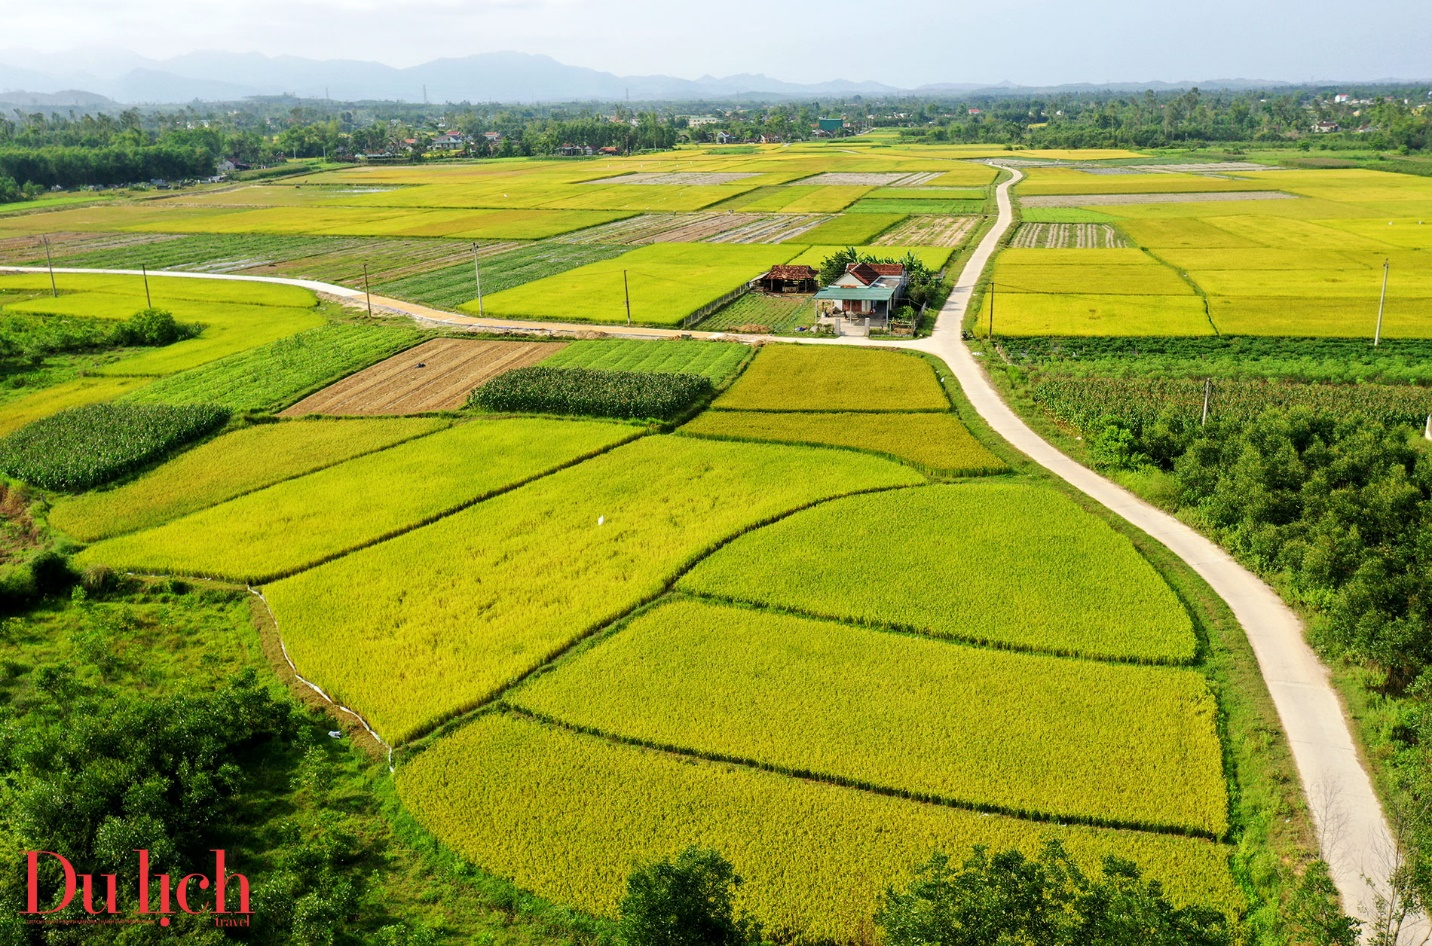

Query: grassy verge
[923,347,1335,940]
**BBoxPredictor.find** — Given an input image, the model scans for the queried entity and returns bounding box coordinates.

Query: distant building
[816,117,845,135]
[1334,93,1351,104]
[431,132,465,151]
[683,115,719,126]
[757,265,819,294]
[558,143,593,156]
[483,131,503,144]
[1313,120,1341,133]
[814,262,908,326]
[968,107,982,115]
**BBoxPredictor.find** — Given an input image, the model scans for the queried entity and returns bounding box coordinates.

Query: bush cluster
[0,402,229,491]
[471,366,713,421]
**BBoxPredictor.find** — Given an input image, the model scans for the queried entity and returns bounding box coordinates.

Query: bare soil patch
[281,338,562,417]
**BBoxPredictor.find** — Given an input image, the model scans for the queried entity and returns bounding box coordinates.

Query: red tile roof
[846,261,904,285]
[767,265,818,280]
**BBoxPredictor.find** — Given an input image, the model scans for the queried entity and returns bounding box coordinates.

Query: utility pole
[41,235,57,297]
[1374,257,1389,346]
[987,279,995,340]
[623,270,632,326]
[363,263,373,318]
[141,263,152,308]
[472,243,485,318]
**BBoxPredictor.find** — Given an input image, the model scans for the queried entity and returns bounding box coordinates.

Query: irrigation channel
[2,170,1415,931]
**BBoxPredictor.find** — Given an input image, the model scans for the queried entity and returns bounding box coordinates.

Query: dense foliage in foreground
[472,366,713,421]
[0,402,228,491]
[876,843,1232,946]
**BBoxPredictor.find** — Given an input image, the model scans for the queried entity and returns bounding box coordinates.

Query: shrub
[619,847,759,946]
[472,366,713,421]
[0,402,229,491]
[116,308,202,346]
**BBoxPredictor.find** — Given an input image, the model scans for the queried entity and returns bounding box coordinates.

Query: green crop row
[0,402,228,492]
[377,243,629,311]
[126,320,424,412]
[50,416,447,541]
[264,436,924,741]
[712,345,949,412]
[75,417,636,583]
[680,483,1196,664]
[786,213,906,245]
[679,410,1003,475]
[1000,335,1432,386]
[1029,375,1432,432]
[395,713,1239,943]
[513,597,1227,836]
[541,339,751,384]
[472,366,713,421]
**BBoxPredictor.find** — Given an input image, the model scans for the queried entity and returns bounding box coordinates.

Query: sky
[5,0,1432,87]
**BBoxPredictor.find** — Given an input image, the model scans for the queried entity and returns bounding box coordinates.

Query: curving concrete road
[2,178,1412,929]
[926,167,1406,931]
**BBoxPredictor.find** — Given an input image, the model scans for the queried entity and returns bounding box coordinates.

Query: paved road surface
[4,179,1414,929]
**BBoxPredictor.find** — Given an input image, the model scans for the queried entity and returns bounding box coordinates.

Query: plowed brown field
[281,338,561,416]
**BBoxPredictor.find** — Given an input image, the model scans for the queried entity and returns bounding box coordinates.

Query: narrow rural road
[925,166,1407,931]
[3,174,1412,930]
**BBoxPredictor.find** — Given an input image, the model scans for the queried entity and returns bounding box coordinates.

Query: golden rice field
[680,483,1196,663]
[264,435,923,741]
[679,410,1003,474]
[50,417,447,541]
[712,345,949,412]
[395,713,1238,944]
[513,597,1226,835]
[75,417,638,583]
[472,243,799,326]
[999,166,1432,337]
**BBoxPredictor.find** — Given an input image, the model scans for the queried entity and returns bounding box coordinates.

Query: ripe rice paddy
[471,243,799,327]
[513,597,1226,835]
[680,482,1197,663]
[50,417,447,541]
[75,417,639,584]
[680,410,1002,474]
[264,435,923,741]
[995,166,1432,337]
[712,345,949,412]
[396,713,1236,943]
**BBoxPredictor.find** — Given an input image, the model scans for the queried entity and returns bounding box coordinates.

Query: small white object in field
[328,730,342,738]
[598,515,605,526]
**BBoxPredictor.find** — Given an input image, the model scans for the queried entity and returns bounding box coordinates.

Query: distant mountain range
[0,48,1380,107]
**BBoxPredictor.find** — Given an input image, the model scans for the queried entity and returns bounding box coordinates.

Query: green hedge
[0,403,229,492]
[471,367,713,421]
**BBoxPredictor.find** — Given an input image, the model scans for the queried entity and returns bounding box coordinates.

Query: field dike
[93,422,650,585]
[375,479,928,747]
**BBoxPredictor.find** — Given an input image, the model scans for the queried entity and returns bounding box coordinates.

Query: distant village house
[757,264,819,294]
[814,262,908,327]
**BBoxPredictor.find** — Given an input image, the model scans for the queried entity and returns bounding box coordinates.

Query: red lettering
[177,873,211,914]
[212,850,250,915]
[136,849,152,913]
[25,851,75,914]
[81,873,119,914]
[157,872,173,915]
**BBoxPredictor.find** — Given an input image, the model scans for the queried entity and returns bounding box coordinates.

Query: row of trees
[906,87,1432,151]
[618,844,1357,946]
